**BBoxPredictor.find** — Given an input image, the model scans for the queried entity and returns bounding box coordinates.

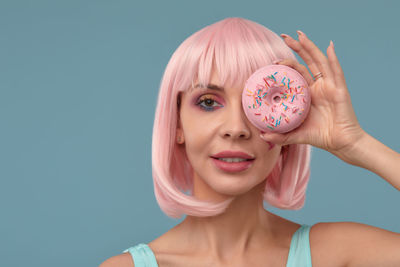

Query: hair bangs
[192,18,290,91]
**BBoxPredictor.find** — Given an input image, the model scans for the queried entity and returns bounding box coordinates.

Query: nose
[220,102,251,140]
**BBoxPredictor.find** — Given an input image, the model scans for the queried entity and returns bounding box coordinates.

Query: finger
[280,34,320,78]
[260,131,290,146]
[296,31,335,84]
[274,58,314,86]
[326,41,347,89]
[260,126,307,146]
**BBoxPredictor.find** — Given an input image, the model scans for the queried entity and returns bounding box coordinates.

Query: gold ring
[313,72,323,81]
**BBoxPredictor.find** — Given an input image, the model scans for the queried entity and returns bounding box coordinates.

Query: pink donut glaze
[242,64,311,133]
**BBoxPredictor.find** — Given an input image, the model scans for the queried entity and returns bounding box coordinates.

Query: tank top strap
[286,224,313,267]
[122,243,159,267]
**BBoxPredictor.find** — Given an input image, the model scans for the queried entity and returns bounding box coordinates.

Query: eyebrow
[191,83,225,92]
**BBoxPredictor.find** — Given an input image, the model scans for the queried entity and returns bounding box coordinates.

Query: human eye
[195,94,223,112]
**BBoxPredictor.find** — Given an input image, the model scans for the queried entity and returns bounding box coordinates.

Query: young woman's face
[177,69,282,200]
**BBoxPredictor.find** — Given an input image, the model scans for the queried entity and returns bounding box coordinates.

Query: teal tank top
[123,224,313,267]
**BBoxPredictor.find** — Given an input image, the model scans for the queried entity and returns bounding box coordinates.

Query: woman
[101,17,400,267]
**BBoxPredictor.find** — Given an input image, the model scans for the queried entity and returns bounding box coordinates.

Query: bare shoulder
[309,221,400,267]
[308,222,350,267]
[99,252,134,267]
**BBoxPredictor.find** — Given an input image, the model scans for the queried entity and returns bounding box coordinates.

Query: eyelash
[195,95,223,111]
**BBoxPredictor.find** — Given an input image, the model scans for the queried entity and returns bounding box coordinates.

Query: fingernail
[260,134,276,150]
[272,59,283,64]
[280,33,290,39]
[296,30,305,36]
[268,142,275,151]
[330,40,334,49]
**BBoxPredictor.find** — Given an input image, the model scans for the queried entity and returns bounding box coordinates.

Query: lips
[210,150,255,173]
[211,158,254,172]
[211,150,255,160]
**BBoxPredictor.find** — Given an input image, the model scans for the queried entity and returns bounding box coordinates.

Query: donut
[242,64,311,133]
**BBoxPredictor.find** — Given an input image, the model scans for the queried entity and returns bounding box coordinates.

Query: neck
[178,178,280,263]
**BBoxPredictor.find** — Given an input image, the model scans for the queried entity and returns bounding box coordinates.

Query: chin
[207,174,265,197]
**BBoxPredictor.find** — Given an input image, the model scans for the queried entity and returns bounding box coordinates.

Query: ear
[176,117,184,144]
[176,128,184,144]
[176,93,185,144]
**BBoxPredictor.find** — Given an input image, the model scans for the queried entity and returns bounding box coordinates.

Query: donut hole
[273,95,281,103]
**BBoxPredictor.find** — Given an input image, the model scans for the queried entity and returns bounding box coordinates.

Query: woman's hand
[260,30,366,159]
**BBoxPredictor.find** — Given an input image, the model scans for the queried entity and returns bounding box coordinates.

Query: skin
[156,30,367,265]
[168,30,400,266]
[100,30,400,267]
[264,31,400,190]
[173,67,289,264]
[259,31,365,159]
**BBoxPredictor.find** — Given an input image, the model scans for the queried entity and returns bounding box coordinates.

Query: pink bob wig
[152,17,312,219]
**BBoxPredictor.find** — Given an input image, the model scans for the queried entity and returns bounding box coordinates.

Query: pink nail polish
[296,30,305,37]
[280,33,289,39]
[268,142,275,150]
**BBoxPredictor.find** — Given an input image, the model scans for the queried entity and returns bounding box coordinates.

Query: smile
[211,157,255,172]
[217,158,250,162]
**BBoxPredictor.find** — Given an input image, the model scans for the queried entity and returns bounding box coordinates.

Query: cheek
[181,120,209,155]
[259,147,281,173]
[253,139,281,171]
[181,110,219,143]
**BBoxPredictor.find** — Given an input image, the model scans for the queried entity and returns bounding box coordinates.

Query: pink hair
[152,17,312,219]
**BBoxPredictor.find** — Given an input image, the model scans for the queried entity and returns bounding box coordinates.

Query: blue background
[1,0,399,266]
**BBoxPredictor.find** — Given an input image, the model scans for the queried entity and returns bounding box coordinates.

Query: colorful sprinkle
[269,73,277,82]
[263,77,271,87]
